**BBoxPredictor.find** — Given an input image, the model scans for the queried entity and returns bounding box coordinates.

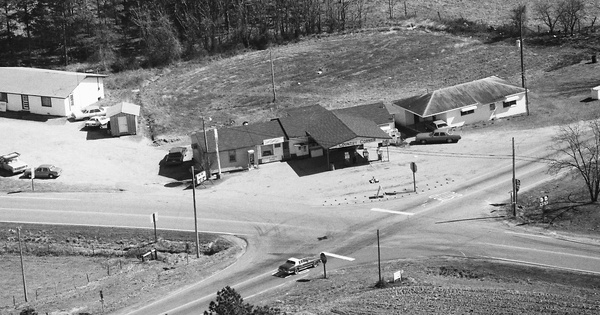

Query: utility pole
[270,48,276,103]
[377,229,382,284]
[17,227,28,302]
[519,9,530,116]
[512,137,517,217]
[202,117,210,176]
[152,212,157,243]
[191,166,200,258]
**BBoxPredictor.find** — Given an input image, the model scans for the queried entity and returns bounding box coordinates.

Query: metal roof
[392,76,526,117]
[0,67,106,98]
[106,102,140,117]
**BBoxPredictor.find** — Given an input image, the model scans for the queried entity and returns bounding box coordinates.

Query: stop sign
[320,252,327,264]
[410,162,417,173]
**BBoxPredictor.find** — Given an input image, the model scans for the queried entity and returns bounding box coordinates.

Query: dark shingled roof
[280,104,391,149]
[192,120,286,153]
[392,76,526,117]
[277,104,330,138]
[332,102,393,125]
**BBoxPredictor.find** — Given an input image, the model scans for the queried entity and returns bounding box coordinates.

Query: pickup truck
[415,131,461,144]
[0,152,29,174]
[278,256,321,275]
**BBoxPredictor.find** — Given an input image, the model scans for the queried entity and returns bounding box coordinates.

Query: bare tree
[510,4,527,36]
[534,0,563,34]
[388,0,397,19]
[558,0,585,35]
[548,120,600,203]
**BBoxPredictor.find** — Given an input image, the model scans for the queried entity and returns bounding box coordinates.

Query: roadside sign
[320,252,327,264]
[195,171,206,185]
[393,270,403,282]
[410,162,417,173]
[30,167,35,179]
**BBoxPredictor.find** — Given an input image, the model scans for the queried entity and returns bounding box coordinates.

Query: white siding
[4,93,68,116]
[288,138,310,158]
[433,92,527,127]
[71,77,105,113]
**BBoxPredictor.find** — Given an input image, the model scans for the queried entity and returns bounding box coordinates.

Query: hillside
[127,23,590,139]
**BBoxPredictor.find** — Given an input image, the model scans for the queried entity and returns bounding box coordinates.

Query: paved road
[2,133,600,314]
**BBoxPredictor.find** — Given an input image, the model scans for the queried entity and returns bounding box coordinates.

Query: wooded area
[0,0,369,69]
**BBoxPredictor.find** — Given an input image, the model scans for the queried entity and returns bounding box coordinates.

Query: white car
[84,116,110,128]
[71,106,107,121]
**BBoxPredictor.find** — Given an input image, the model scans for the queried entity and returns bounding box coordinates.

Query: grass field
[0,223,239,314]
[105,3,600,140]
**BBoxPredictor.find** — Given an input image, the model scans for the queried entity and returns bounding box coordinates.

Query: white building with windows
[0,67,106,117]
[390,76,527,128]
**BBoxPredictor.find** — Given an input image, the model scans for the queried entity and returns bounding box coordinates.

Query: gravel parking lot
[0,114,557,202]
[0,116,169,192]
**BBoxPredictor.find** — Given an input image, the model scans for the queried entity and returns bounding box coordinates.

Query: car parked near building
[71,105,107,121]
[424,120,449,131]
[415,131,461,144]
[164,147,188,166]
[24,164,62,179]
[0,152,29,174]
[84,116,110,128]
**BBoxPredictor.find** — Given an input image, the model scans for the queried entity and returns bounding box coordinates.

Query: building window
[229,150,236,162]
[262,149,273,156]
[461,109,475,116]
[274,143,281,148]
[41,96,52,107]
[503,100,517,108]
[490,103,496,111]
[0,92,7,102]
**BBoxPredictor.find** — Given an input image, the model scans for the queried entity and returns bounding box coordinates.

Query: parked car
[84,116,110,128]
[0,152,28,174]
[164,147,188,166]
[71,105,107,121]
[24,164,62,179]
[424,120,449,131]
[415,131,461,144]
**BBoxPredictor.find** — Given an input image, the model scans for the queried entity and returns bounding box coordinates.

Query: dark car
[24,164,62,179]
[164,147,188,166]
[415,131,461,144]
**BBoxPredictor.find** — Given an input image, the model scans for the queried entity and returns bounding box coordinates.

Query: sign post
[151,212,158,243]
[30,167,35,191]
[410,162,417,192]
[320,252,327,279]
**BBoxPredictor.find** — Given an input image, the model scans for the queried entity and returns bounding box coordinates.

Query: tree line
[0,0,369,69]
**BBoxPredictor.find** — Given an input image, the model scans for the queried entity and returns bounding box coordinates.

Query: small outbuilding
[106,102,140,136]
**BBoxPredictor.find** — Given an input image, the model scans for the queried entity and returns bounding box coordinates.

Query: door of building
[21,95,29,111]
[118,116,128,133]
[282,141,290,159]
